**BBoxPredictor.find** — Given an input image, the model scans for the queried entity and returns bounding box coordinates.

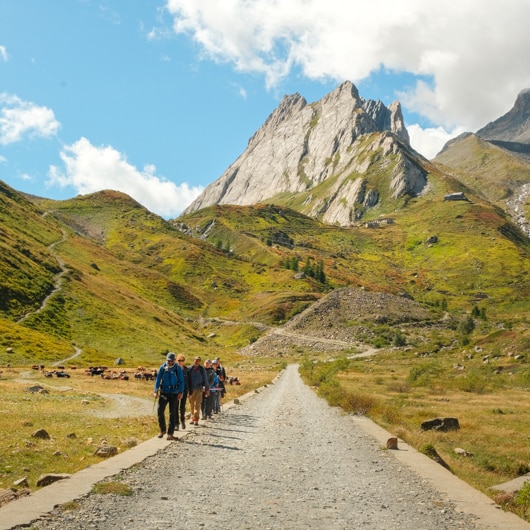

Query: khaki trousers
[188,388,203,421]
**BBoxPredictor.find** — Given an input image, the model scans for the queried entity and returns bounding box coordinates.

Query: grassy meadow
[0,358,281,492]
[299,328,530,521]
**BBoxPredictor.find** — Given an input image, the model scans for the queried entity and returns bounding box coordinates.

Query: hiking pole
[153,391,159,413]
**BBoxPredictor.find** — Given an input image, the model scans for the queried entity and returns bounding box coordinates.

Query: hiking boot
[181,421,186,430]
[167,434,176,440]
[157,432,166,438]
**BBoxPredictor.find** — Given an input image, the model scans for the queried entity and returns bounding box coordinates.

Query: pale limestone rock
[184,81,426,226]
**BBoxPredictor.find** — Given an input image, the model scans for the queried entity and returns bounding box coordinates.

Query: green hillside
[1,187,328,366]
[433,133,530,205]
[2,160,530,368]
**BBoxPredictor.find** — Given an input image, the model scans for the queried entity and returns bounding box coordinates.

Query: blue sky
[1,0,530,219]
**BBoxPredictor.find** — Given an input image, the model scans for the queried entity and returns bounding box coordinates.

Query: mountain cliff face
[184,81,428,226]
[477,89,530,146]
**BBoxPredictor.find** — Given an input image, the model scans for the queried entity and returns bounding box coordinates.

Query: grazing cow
[134,369,157,381]
[86,366,106,376]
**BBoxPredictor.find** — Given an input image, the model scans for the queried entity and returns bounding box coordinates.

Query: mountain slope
[477,88,530,147]
[2,83,530,369]
[1,187,331,365]
[184,81,428,226]
[0,180,64,318]
[433,90,530,235]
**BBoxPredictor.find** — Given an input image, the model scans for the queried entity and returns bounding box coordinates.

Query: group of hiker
[153,353,227,440]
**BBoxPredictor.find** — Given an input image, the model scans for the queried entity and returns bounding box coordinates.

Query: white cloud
[48,137,203,218]
[165,0,530,133]
[0,46,7,62]
[407,124,466,160]
[0,93,60,145]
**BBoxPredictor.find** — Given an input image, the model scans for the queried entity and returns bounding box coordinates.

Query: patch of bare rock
[241,287,434,356]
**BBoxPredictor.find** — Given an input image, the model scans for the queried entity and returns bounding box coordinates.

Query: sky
[1,1,530,219]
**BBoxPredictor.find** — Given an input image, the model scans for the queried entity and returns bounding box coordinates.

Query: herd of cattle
[32,364,157,381]
[30,364,241,384]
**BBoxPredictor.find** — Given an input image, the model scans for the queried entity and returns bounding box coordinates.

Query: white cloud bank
[48,138,204,219]
[0,93,202,218]
[0,93,59,145]
[166,0,530,157]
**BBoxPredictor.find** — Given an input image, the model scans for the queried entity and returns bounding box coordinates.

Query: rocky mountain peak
[248,93,307,149]
[184,81,425,225]
[476,88,530,145]
[514,88,530,114]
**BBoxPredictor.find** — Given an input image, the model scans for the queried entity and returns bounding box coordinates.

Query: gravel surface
[28,365,479,530]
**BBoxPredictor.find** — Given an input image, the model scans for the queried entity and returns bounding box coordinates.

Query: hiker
[154,352,184,440]
[211,359,225,412]
[176,354,189,429]
[187,355,209,426]
[213,357,227,380]
[202,359,218,419]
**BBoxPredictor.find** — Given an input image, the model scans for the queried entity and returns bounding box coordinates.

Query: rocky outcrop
[477,89,530,145]
[184,81,427,226]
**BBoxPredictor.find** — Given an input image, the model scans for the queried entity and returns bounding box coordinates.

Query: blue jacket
[154,362,184,394]
[188,364,209,392]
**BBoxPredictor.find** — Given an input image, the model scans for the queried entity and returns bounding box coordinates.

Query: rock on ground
[26,365,478,530]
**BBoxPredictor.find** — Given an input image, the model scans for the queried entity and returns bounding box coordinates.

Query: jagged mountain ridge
[185,81,428,226]
[477,88,530,147]
[433,89,530,234]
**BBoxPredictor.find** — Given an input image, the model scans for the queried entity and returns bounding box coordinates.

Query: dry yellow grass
[336,363,530,495]
[0,361,279,491]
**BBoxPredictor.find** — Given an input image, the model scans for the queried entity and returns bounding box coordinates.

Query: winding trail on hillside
[271,328,379,357]
[17,229,69,324]
[51,347,83,366]
[17,227,84,364]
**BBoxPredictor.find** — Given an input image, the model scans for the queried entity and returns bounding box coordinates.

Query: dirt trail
[17,229,68,324]
[22,365,528,530]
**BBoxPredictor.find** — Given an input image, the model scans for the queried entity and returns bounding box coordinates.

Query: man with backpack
[154,352,184,440]
[187,355,209,426]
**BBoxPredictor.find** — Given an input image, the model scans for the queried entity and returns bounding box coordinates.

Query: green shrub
[406,362,441,386]
[515,481,530,519]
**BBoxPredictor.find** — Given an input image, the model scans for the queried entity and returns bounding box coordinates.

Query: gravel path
[29,365,480,530]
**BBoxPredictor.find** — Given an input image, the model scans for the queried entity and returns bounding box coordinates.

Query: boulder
[12,477,29,488]
[386,437,399,450]
[26,385,44,393]
[454,447,473,457]
[36,473,70,487]
[420,417,460,432]
[94,445,118,457]
[0,487,30,507]
[31,428,50,439]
